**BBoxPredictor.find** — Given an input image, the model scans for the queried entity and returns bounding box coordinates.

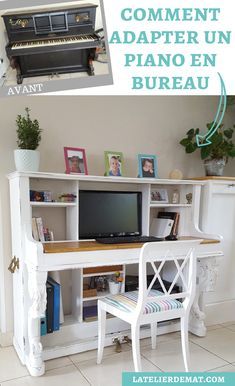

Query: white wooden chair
[97,240,200,372]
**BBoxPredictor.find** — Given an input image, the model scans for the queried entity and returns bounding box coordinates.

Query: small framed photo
[138,154,158,178]
[64,147,88,175]
[104,151,124,177]
[151,189,168,203]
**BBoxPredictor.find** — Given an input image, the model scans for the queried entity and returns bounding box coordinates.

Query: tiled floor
[2,56,109,87]
[1,323,235,386]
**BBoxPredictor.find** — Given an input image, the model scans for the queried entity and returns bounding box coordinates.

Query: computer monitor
[79,190,142,239]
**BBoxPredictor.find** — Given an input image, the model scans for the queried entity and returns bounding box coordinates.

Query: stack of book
[41,277,61,336]
[83,305,98,322]
[32,217,54,242]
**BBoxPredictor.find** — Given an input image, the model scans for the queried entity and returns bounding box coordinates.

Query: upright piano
[2,3,100,84]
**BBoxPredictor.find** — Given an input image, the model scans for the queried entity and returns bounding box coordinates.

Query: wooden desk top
[43,237,220,254]
[192,177,235,181]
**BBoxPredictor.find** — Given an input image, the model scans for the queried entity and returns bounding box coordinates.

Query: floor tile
[3,62,109,87]
[223,324,235,332]
[207,364,235,372]
[0,346,28,382]
[190,327,235,363]
[2,365,90,386]
[69,343,130,364]
[135,332,180,349]
[142,339,228,372]
[206,324,224,331]
[220,321,235,327]
[77,350,161,386]
[45,356,72,371]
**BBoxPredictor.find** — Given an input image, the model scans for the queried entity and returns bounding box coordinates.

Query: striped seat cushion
[102,290,183,314]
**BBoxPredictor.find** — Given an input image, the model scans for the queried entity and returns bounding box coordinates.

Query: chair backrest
[135,240,201,318]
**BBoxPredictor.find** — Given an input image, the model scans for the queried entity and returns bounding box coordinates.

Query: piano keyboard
[11,35,97,50]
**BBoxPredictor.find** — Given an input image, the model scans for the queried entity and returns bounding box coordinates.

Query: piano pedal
[123,335,132,344]
[113,337,122,353]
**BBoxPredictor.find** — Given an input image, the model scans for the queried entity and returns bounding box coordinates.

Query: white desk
[23,238,222,376]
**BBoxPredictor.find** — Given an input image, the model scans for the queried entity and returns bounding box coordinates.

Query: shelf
[9,171,205,186]
[82,290,112,301]
[150,203,192,208]
[30,201,76,207]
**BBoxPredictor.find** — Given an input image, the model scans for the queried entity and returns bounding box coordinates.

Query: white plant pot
[14,149,40,172]
[108,281,121,295]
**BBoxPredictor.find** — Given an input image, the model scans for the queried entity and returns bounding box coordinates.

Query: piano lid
[2,3,98,17]
[3,3,98,43]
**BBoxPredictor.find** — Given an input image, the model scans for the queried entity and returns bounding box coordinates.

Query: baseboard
[0,331,13,347]
[205,299,235,325]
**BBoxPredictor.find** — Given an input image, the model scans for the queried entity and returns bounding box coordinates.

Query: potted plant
[14,107,42,172]
[179,122,235,176]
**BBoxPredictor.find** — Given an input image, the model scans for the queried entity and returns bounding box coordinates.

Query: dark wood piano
[2,3,100,84]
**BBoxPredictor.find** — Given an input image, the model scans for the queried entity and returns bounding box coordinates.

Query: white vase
[108,281,121,295]
[14,149,40,172]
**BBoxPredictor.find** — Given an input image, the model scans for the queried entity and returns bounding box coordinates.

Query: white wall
[0,96,234,340]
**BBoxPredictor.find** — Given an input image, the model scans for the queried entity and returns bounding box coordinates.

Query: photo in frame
[104,151,124,176]
[151,189,169,203]
[64,147,88,175]
[138,154,158,178]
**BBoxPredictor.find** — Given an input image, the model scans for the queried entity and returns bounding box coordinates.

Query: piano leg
[87,49,96,76]
[9,57,23,84]
[17,73,23,85]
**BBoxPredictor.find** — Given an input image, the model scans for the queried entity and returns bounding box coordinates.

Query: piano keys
[11,35,98,50]
[2,3,100,84]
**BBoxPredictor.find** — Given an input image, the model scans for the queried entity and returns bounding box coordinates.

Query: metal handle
[9,18,29,28]
[8,256,19,273]
[228,184,235,188]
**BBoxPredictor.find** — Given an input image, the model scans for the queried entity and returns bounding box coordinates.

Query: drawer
[212,183,235,195]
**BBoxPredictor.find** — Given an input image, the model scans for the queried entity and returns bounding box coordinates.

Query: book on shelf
[150,218,174,238]
[46,282,54,334]
[47,276,61,331]
[83,305,98,322]
[157,211,180,239]
[32,217,39,241]
[83,305,115,322]
[35,217,45,242]
[32,217,54,242]
[40,316,47,336]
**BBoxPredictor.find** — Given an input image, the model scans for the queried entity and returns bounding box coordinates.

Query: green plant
[180,122,235,162]
[16,107,42,150]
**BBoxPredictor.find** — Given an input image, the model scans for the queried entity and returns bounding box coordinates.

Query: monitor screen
[79,191,142,239]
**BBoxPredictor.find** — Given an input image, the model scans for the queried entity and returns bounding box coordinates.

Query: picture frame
[151,189,169,203]
[138,154,158,178]
[104,151,124,177]
[64,147,88,175]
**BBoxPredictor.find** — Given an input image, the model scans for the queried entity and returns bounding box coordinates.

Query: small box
[83,288,97,298]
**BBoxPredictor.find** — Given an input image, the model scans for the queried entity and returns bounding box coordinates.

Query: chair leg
[97,305,106,364]
[151,323,157,349]
[131,323,142,372]
[181,316,190,372]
